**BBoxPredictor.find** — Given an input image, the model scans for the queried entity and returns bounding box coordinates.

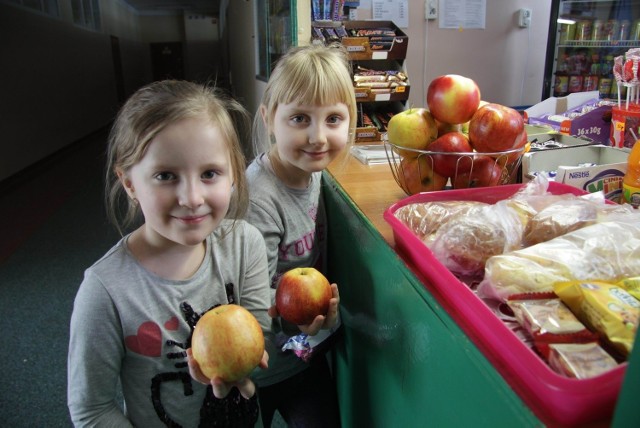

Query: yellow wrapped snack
[617,276,640,301]
[553,280,640,357]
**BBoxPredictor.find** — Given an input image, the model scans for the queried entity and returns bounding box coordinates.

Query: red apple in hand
[468,103,525,153]
[276,267,332,325]
[453,155,504,189]
[191,304,265,382]
[427,75,481,125]
[386,107,438,158]
[428,132,474,178]
[397,155,448,194]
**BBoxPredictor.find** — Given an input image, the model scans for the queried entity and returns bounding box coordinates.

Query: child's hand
[268,283,340,336]
[186,349,268,399]
[299,283,340,336]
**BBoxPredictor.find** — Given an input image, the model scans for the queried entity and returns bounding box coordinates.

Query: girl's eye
[154,172,175,181]
[202,170,218,180]
[327,115,343,124]
[290,114,308,124]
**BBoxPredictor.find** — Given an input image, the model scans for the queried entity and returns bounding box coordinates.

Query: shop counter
[324,155,639,427]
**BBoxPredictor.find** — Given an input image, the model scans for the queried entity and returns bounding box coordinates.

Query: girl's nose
[309,122,327,146]
[178,179,204,208]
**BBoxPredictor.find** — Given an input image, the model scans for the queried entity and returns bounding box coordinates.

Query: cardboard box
[524,91,613,145]
[527,132,596,151]
[341,21,408,60]
[522,145,628,202]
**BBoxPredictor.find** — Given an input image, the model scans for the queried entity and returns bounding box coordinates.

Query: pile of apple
[386,74,528,194]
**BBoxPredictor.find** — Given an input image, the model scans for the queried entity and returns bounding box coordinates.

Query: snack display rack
[312,20,409,143]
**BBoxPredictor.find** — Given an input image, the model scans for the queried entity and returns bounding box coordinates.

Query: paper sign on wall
[439,0,486,29]
[372,0,409,28]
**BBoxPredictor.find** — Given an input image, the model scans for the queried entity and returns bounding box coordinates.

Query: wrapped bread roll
[477,219,640,301]
[429,201,529,277]
[523,199,599,246]
[393,200,487,239]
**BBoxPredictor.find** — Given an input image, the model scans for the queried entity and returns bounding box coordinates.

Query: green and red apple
[386,107,438,158]
[468,103,526,153]
[397,155,448,194]
[191,304,265,382]
[276,267,332,325]
[427,75,481,125]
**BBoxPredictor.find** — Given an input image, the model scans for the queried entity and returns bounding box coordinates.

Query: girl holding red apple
[245,43,356,427]
[67,80,272,427]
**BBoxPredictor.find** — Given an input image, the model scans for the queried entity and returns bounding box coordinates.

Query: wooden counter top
[327,150,407,246]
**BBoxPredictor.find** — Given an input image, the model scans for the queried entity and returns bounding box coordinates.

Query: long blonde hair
[252,43,357,160]
[105,80,251,235]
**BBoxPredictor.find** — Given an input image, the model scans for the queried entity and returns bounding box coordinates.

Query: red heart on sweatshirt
[125,321,162,357]
[164,316,179,331]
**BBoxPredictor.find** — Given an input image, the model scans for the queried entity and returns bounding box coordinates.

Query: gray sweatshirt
[245,154,328,386]
[67,220,271,427]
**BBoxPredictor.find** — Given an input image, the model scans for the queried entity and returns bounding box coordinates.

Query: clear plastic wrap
[477,219,640,301]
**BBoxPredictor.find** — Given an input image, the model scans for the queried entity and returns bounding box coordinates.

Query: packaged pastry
[554,280,640,357]
[548,342,619,379]
[477,220,640,301]
[507,298,593,339]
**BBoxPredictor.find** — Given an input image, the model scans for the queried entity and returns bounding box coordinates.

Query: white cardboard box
[524,91,613,145]
[522,145,629,202]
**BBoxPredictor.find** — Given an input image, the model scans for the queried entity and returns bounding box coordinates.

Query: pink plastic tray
[384,182,627,427]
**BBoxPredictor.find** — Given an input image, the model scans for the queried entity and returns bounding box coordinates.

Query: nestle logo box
[522,145,629,202]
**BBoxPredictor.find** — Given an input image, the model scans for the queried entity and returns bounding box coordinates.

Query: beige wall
[231,0,551,123]
[353,0,551,108]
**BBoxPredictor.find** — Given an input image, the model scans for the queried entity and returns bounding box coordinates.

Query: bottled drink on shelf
[554,53,569,97]
[623,138,640,207]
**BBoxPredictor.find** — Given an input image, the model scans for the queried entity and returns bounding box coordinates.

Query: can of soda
[619,19,631,40]
[632,19,640,40]
[605,19,620,41]
[559,22,576,43]
[584,74,599,92]
[599,77,613,98]
[575,20,592,41]
[568,75,584,93]
[554,75,569,97]
[592,19,605,41]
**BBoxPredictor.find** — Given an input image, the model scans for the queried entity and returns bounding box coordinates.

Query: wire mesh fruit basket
[384,141,527,195]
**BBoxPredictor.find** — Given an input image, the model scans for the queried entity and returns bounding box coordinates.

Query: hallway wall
[0,3,151,183]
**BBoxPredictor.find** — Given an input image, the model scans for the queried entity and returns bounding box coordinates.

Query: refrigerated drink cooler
[543,0,640,100]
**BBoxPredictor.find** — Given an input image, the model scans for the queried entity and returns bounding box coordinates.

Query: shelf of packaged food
[559,40,640,48]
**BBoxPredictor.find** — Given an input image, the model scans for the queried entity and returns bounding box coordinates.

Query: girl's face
[269,101,350,185]
[119,116,233,249]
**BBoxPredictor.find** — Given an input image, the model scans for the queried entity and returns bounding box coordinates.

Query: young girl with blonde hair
[68,80,271,427]
[246,43,357,427]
